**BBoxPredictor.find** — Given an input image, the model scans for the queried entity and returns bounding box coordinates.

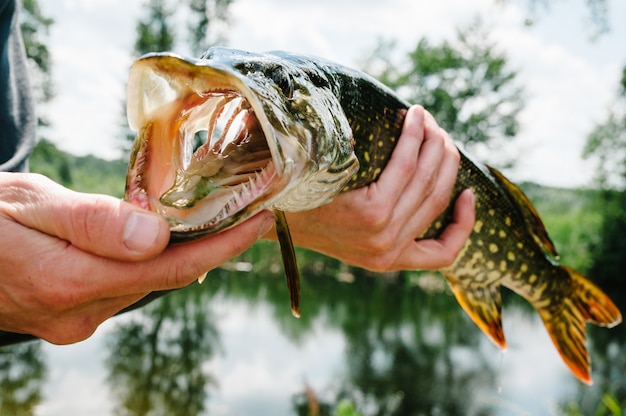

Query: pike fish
[124,47,621,384]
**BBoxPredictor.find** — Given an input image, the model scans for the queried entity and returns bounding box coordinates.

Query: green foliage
[29,140,127,197]
[134,0,175,56]
[583,112,626,190]
[582,65,626,288]
[520,183,603,273]
[361,21,524,164]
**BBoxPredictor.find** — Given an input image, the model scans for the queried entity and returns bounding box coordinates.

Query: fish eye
[270,68,294,99]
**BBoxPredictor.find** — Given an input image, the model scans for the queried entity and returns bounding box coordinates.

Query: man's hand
[270,105,475,271]
[0,173,273,344]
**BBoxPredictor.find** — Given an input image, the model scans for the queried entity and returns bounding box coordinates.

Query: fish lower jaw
[163,161,285,235]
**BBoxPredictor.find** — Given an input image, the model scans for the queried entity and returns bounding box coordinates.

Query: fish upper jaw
[124,50,359,239]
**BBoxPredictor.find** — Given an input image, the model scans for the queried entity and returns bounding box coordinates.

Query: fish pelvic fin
[538,266,622,385]
[443,273,506,349]
[274,210,301,318]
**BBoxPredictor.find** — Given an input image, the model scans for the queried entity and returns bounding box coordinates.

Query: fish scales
[124,47,621,385]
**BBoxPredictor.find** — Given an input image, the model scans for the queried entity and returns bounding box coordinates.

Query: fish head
[124,47,359,241]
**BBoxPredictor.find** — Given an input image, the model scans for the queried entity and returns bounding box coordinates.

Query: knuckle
[356,200,392,232]
[436,251,457,268]
[363,251,399,272]
[415,165,437,195]
[163,262,201,289]
[432,189,452,214]
[394,154,417,177]
[69,197,112,243]
[365,232,396,255]
[40,319,98,345]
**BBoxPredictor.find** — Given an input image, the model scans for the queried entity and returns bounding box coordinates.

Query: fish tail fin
[538,266,622,385]
[444,274,507,349]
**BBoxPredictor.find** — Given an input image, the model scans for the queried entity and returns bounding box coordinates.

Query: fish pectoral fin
[274,210,301,318]
[444,274,506,349]
[538,266,622,385]
[486,165,558,257]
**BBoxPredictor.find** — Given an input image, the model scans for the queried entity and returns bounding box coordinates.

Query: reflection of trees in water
[0,342,46,415]
[298,263,497,416]
[106,287,220,416]
[102,240,626,415]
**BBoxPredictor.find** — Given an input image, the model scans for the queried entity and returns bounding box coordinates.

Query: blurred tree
[582,63,626,288]
[134,0,175,56]
[0,343,46,416]
[361,22,524,166]
[107,288,220,416]
[187,0,234,56]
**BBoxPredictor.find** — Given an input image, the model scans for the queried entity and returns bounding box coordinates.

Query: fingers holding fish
[0,171,274,342]
[390,106,461,246]
[278,106,471,272]
[0,172,171,262]
[404,189,476,270]
[374,105,427,206]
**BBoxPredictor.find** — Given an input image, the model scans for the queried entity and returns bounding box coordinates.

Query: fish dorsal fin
[273,210,301,318]
[486,165,558,258]
[443,273,506,349]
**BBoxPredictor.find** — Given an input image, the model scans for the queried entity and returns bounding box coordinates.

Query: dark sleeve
[0,0,36,346]
[0,0,36,173]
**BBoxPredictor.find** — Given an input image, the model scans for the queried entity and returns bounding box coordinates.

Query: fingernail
[123,211,162,253]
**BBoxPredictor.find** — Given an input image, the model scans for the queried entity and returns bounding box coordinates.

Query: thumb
[6,174,170,261]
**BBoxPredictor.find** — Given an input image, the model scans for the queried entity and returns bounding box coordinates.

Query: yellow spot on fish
[477,239,484,247]
[521,263,528,273]
[489,228,496,235]
[507,252,516,261]
[489,243,499,253]
[517,242,524,249]
[500,261,507,272]
[488,209,495,216]
[368,133,374,141]
[499,230,506,238]
[473,220,484,233]
[364,152,370,163]
[529,274,538,284]
[373,167,381,177]
[505,217,512,226]
[488,270,500,281]
[378,140,384,147]
[487,260,495,270]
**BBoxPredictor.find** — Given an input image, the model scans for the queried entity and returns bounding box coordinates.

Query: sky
[40,0,626,188]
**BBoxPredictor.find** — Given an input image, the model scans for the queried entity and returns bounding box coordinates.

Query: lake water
[1,244,625,415]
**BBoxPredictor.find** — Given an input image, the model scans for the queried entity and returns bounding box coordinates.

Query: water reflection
[1,241,625,415]
[106,287,220,416]
[0,342,45,415]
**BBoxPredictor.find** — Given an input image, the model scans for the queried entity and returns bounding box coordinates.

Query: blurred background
[3,0,626,414]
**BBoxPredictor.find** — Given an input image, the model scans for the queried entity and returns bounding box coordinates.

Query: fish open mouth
[125,62,291,239]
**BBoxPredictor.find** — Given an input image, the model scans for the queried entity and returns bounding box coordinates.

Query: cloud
[39,0,625,187]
